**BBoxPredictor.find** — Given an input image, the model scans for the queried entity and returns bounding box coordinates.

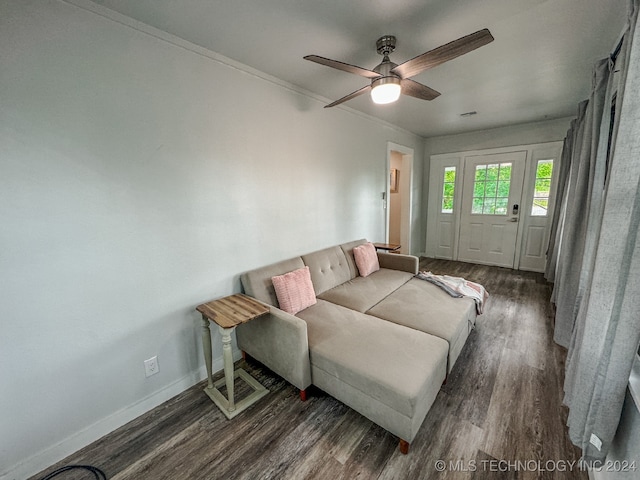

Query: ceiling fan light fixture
[304,29,493,108]
[371,76,401,104]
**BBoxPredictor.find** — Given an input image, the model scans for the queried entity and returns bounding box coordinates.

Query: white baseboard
[1,352,240,480]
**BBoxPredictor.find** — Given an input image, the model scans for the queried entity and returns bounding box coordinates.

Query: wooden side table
[196,294,269,419]
[372,242,401,253]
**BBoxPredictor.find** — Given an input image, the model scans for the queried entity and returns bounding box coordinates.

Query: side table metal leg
[219,325,235,411]
[201,315,213,390]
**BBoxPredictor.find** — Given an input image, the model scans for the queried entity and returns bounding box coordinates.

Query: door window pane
[441,166,456,213]
[486,164,499,181]
[471,163,512,215]
[531,160,553,216]
[472,197,484,214]
[483,198,497,214]
[497,181,510,197]
[500,164,512,180]
[495,198,509,215]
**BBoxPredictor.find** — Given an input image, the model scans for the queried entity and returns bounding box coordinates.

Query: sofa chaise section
[309,240,477,373]
[366,278,477,373]
[296,299,448,447]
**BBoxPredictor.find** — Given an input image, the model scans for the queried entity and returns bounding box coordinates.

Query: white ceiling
[90,0,627,138]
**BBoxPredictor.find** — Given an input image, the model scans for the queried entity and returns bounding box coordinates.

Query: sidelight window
[441,166,456,213]
[531,160,554,216]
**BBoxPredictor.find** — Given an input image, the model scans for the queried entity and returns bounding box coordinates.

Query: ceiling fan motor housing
[373,35,401,91]
[376,35,396,56]
[372,55,401,90]
[371,53,401,104]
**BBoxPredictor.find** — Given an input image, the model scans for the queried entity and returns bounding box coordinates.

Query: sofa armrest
[377,252,419,274]
[236,301,312,391]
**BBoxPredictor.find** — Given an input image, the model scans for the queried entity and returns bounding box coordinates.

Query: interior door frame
[425,141,563,271]
[386,142,414,254]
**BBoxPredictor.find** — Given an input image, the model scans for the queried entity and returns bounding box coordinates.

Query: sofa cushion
[296,299,448,418]
[318,268,413,312]
[366,278,476,372]
[271,266,317,315]
[377,252,419,274]
[339,238,368,279]
[241,257,306,306]
[301,246,352,296]
[353,242,380,277]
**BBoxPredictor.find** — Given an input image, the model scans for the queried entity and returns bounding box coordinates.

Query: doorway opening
[386,142,413,254]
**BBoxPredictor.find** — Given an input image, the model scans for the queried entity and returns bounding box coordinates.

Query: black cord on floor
[40,465,107,480]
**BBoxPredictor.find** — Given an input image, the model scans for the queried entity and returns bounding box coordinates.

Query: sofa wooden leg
[300,389,308,402]
[241,350,247,361]
[399,439,410,454]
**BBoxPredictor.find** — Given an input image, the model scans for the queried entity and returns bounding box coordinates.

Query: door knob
[509,217,518,222]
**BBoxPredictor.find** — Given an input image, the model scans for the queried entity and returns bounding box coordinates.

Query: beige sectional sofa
[237,239,476,453]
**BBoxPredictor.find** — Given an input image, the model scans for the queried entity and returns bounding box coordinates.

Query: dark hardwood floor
[30,259,586,480]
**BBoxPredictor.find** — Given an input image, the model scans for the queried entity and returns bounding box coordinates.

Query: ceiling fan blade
[304,55,381,79]
[391,28,494,79]
[324,85,371,108]
[400,79,441,101]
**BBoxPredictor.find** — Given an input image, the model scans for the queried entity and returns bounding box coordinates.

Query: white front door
[457,151,527,268]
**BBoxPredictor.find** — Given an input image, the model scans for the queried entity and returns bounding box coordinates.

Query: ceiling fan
[304,28,494,108]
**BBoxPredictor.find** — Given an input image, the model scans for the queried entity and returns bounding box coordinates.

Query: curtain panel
[551,60,611,348]
[548,0,640,462]
[545,122,574,283]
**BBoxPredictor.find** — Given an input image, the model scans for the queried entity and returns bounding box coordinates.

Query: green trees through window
[441,166,456,213]
[532,160,553,216]
[472,163,512,215]
[442,160,554,217]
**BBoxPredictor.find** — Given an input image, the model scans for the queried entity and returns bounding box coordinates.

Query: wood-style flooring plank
[338,423,398,480]
[379,410,484,480]
[441,329,504,428]
[29,259,586,480]
[281,408,365,479]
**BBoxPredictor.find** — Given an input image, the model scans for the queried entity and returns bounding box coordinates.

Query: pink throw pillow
[353,242,380,277]
[271,266,317,315]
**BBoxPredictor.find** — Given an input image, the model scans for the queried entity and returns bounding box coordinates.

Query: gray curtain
[547,108,583,289]
[551,59,611,347]
[559,0,640,462]
[545,122,574,283]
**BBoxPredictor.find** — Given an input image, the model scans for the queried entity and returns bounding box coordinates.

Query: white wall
[420,117,572,253]
[0,1,424,477]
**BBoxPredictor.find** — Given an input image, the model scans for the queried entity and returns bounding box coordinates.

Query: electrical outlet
[144,356,159,377]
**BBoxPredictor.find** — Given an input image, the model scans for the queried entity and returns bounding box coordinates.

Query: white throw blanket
[416,271,489,314]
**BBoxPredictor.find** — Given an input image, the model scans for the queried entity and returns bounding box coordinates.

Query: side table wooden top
[372,242,401,252]
[196,293,269,329]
